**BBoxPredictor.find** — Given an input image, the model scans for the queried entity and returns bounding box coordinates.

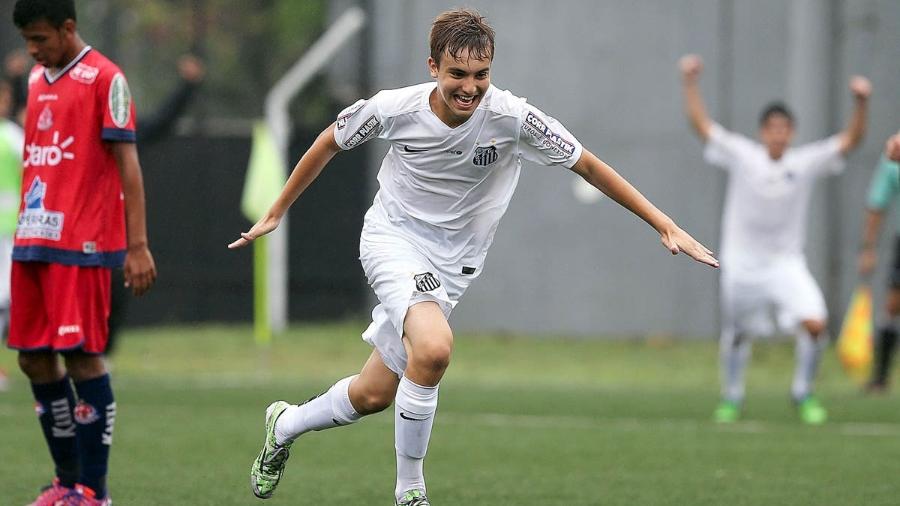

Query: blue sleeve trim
[102,128,136,143]
[12,246,125,268]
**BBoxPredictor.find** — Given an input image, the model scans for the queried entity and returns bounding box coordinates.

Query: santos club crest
[414,272,441,292]
[473,146,498,166]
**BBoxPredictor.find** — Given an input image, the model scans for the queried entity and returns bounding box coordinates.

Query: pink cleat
[56,484,112,505]
[25,478,72,506]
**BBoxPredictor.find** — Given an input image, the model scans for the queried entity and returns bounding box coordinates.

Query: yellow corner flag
[241,121,285,346]
[837,285,873,383]
[242,121,284,222]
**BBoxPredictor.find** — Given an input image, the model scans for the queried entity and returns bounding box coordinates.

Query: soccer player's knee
[17,353,58,381]
[356,389,394,414]
[415,338,453,374]
[803,320,826,338]
[62,354,106,382]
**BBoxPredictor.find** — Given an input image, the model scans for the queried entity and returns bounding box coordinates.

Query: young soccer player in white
[678,54,871,424]
[231,10,718,505]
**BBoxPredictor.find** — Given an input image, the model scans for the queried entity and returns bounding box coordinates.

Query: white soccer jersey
[704,123,844,265]
[334,82,584,272]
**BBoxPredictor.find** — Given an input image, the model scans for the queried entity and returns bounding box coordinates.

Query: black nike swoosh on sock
[399,412,429,421]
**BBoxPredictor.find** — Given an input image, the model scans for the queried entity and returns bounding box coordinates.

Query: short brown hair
[429,8,495,67]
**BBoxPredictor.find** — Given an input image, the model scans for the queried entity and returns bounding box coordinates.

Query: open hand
[660,224,719,268]
[228,214,281,249]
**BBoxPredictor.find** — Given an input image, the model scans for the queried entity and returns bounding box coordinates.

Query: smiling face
[428,48,491,128]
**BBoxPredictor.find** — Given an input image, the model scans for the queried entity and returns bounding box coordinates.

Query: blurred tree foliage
[74,0,332,127]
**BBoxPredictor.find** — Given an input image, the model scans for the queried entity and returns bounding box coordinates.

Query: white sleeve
[793,135,845,177]
[519,105,583,168]
[703,123,754,171]
[2,122,24,155]
[333,93,387,150]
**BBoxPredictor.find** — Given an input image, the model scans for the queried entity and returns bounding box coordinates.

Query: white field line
[395,412,900,438]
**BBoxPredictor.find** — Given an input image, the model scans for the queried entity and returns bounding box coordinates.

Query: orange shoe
[26,478,73,506]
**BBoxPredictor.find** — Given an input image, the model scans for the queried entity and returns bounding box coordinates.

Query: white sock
[792,329,824,401]
[720,329,752,403]
[394,376,438,499]
[274,375,361,445]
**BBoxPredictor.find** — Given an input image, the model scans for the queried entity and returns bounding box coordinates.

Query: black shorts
[891,236,900,288]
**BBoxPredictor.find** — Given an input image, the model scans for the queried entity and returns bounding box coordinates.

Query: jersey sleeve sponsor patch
[108,73,132,129]
[336,99,366,131]
[519,106,582,166]
[334,95,385,150]
[341,115,382,149]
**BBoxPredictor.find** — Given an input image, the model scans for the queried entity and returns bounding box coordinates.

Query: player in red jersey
[10,1,156,504]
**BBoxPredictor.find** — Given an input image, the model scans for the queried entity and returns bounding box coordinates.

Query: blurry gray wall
[345,0,900,338]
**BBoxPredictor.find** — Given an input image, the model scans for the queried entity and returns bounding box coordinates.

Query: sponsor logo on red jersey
[17,177,64,241]
[70,63,99,84]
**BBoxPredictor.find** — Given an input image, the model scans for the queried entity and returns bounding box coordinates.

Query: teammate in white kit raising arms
[678,54,871,425]
[230,10,717,505]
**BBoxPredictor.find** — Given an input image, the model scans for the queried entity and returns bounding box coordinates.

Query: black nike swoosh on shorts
[403,145,429,153]
[399,412,429,421]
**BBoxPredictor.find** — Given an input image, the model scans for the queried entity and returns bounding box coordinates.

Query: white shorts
[358,207,475,376]
[720,255,826,337]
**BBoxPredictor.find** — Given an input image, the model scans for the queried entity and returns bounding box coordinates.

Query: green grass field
[1,323,897,505]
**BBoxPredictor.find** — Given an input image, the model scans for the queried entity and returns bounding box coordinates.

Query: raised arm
[570,149,718,268]
[838,76,872,155]
[679,54,713,142]
[228,122,342,249]
[111,142,157,295]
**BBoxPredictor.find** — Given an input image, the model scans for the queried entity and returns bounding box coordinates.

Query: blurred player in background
[106,52,205,355]
[232,9,718,506]
[858,131,900,393]
[9,1,156,504]
[4,48,29,125]
[679,53,870,424]
[0,79,23,392]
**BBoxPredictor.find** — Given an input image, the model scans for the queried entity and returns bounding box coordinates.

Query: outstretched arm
[228,123,342,248]
[679,54,713,142]
[570,149,718,268]
[838,76,871,155]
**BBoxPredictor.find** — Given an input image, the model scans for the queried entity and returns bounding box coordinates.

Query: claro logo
[25,131,75,167]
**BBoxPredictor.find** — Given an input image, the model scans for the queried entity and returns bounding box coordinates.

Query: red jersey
[14,46,135,267]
